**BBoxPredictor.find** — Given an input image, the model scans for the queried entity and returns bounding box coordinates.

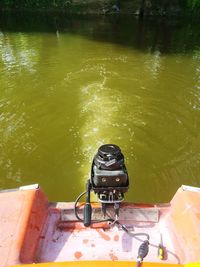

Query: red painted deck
[35,203,179,264]
[1,185,200,267]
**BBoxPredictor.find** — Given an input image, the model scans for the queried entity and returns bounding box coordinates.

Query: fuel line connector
[136,240,149,267]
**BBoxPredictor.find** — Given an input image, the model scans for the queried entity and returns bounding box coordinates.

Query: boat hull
[1,184,200,267]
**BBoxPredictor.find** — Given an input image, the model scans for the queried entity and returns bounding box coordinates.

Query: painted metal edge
[8,263,200,267]
[0,184,39,194]
[7,261,186,267]
[181,185,200,193]
[19,184,39,190]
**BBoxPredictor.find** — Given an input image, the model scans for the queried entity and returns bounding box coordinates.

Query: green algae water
[0,14,200,203]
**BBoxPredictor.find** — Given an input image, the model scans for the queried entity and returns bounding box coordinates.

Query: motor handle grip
[83,203,92,227]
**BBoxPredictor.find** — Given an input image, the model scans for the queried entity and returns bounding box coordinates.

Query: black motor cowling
[91,144,129,203]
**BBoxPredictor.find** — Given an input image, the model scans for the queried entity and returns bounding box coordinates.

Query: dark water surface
[0,13,200,202]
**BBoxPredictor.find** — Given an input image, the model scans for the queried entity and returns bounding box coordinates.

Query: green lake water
[0,14,200,203]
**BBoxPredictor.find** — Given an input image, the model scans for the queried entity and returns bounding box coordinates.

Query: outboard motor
[82,144,129,226]
[75,147,149,264]
[91,144,129,203]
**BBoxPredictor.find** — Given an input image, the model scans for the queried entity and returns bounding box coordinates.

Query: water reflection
[1,14,200,54]
[0,99,37,189]
[144,50,162,79]
[0,32,40,190]
[0,32,38,74]
[78,63,124,179]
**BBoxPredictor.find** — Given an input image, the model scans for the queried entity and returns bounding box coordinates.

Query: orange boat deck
[0,184,200,267]
[35,202,178,263]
